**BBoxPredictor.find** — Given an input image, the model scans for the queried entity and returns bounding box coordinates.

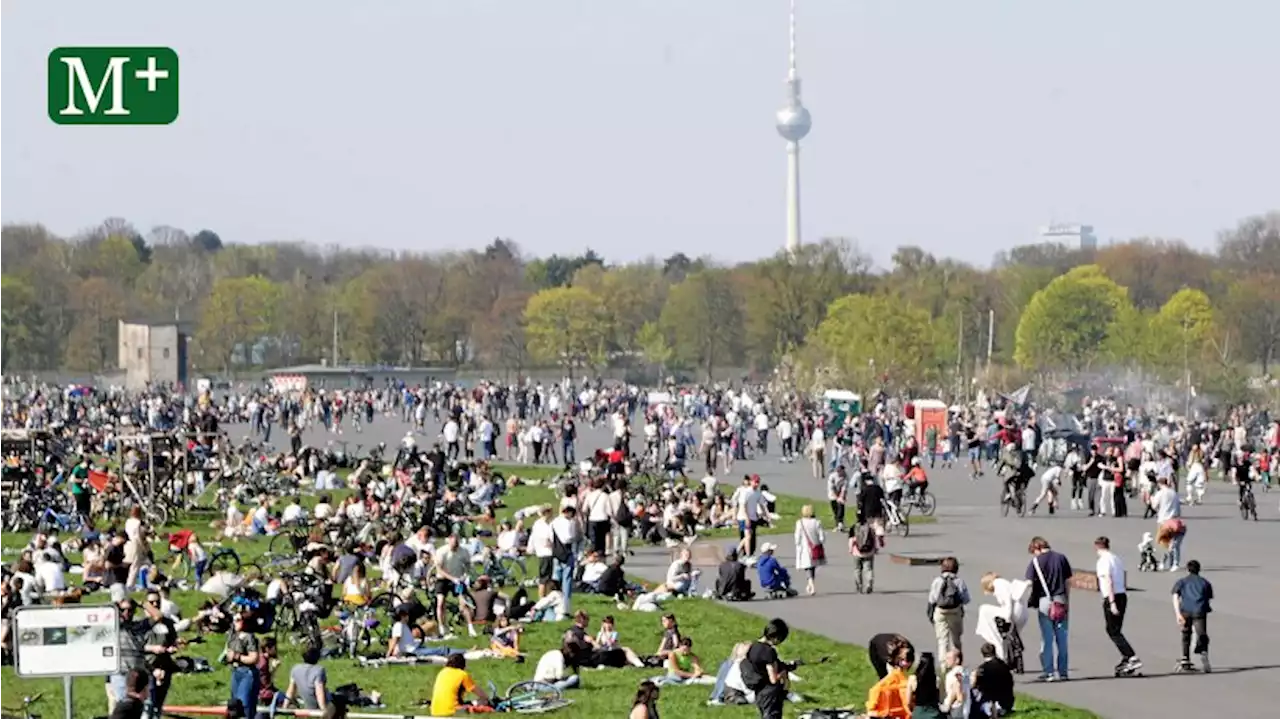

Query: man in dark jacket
[714,549,753,601]
[856,473,886,525]
[971,642,1015,716]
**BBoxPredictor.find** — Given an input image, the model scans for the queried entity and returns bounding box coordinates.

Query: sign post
[13,605,122,719]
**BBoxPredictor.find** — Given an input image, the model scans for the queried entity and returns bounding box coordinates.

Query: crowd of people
[1,375,1275,719]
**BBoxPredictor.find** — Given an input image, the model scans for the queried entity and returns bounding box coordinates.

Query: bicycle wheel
[209,549,241,576]
[240,562,264,584]
[274,604,297,646]
[147,504,170,527]
[1000,495,1011,517]
[513,698,573,714]
[505,681,563,705]
[269,531,300,556]
[896,507,911,538]
[498,556,527,587]
[170,552,192,581]
[918,491,937,516]
[1015,491,1027,518]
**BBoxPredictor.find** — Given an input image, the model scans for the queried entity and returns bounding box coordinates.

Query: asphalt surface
[268,412,1279,719]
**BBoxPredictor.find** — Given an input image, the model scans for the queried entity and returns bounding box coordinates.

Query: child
[490,615,523,659]
[1137,532,1158,572]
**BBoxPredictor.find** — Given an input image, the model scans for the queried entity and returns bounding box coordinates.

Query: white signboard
[13,605,121,677]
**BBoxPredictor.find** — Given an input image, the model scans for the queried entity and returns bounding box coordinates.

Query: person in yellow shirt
[865,644,916,719]
[430,653,490,716]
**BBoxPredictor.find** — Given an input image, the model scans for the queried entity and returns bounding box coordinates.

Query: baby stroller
[1137,532,1159,573]
[994,618,1024,674]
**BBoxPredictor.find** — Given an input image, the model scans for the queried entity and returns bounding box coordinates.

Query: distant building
[117,321,189,390]
[265,363,458,392]
[1039,223,1098,251]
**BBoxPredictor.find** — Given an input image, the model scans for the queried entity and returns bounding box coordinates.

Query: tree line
[1,214,1277,399]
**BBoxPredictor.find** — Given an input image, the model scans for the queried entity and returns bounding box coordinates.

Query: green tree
[635,321,673,378]
[1,275,42,371]
[1013,265,1135,371]
[523,286,610,378]
[659,269,743,381]
[196,276,280,372]
[1143,288,1217,375]
[1222,276,1280,374]
[63,278,128,371]
[803,293,938,391]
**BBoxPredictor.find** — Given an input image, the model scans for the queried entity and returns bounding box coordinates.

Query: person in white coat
[974,571,1031,668]
[793,505,826,596]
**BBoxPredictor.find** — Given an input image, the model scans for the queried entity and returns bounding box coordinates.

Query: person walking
[1171,560,1213,673]
[827,465,849,532]
[848,516,878,594]
[1024,536,1072,682]
[793,505,826,596]
[1094,536,1142,676]
[1149,477,1184,571]
[927,557,970,671]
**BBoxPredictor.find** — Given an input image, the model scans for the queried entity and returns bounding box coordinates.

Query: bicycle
[883,498,910,538]
[457,680,571,714]
[901,486,937,516]
[1,692,43,719]
[1239,483,1258,521]
[168,545,244,581]
[1001,480,1027,518]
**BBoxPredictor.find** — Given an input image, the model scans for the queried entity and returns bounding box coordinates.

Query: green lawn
[2,588,1095,719]
[3,466,1054,719]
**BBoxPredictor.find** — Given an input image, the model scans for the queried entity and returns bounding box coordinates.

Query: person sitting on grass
[755,543,797,597]
[490,614,524,659]
[429,653,491,717]
[386,609,465,660]
[968,643,1014,718]
[514,580,565,623]
[282,644,328,712]
[864,642,915,719]
[594,615,647,668]
[714,548,754,601]
[655,636,715,686]
[534,643,581,692]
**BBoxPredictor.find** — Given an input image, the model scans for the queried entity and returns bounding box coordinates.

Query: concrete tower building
[776,0,812,257]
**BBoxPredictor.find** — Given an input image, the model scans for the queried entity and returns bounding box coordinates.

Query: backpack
[614,498,633,528]
[854,523,877,554]
[936,575,962,610]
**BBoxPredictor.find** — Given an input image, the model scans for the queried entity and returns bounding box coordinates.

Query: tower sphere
[776,104,811,142]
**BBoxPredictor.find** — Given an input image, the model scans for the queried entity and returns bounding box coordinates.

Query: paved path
[262,413,1280,719]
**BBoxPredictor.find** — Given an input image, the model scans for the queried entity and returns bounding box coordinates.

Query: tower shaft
[785,141,801,256]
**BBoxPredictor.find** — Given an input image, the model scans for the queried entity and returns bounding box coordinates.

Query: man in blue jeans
[551,505,581,619]
[1025,536,1073,681]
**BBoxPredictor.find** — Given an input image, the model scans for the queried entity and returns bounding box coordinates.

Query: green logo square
[48,47,179,125]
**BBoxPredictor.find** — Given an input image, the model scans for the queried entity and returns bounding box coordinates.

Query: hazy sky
[3,1,1277,268]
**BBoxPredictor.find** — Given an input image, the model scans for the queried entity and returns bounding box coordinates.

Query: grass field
[4,465,1056,719]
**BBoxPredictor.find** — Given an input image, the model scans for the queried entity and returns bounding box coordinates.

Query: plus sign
[135,56,170,93]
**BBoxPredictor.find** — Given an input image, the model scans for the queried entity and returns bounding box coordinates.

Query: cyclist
[997,443,1027,506]
[1231,452,1255,507]
[904,458,929,503]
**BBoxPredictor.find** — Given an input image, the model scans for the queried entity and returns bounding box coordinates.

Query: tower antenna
[776,0,812,258]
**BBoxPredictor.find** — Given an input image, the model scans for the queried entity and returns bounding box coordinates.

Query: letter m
[60,56,130,116]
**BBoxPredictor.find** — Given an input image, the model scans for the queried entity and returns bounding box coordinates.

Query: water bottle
[138,566,149,589]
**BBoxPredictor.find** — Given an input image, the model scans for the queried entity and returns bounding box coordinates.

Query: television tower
[776,0,811,257]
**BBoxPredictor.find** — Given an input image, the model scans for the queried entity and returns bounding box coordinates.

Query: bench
[889,552,949,566]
